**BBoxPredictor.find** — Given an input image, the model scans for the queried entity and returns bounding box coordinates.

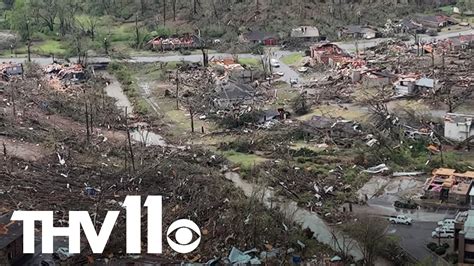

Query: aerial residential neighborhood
[0,0,473,265]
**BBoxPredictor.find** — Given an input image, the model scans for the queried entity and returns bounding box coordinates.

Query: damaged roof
[216,82,254,100]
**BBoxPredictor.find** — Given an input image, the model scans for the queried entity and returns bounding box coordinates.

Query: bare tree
[346,216,389,266]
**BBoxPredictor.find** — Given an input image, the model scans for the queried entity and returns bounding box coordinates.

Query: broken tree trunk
[124,107,136,172]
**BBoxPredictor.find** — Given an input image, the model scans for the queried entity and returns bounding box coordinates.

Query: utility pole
[26,19,31,62]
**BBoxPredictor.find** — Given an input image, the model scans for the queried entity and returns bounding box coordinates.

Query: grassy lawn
[238,57,261,67]
[222,150,267,169]
[35,40,67,56]
[280,53,303,65]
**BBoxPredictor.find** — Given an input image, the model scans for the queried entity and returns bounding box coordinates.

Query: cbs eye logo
[166,219,201,253]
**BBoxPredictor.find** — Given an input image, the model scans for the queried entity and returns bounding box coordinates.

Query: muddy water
[102,71,168,147]
[130,129,167,147]
[224,172,364,261]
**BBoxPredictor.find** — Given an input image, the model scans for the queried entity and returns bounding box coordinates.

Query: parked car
[438,219,455,228]
[388,215,413,225]
[273,71,284,76]
[432,229,454,238]
[435,225,454,232]
[270,59,280,68]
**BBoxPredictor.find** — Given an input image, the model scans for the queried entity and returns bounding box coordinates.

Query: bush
[291,94,311,116]
[435,246,447,255]
[441,242,449,249]
[219,111,263,129]
[427,242,437,251]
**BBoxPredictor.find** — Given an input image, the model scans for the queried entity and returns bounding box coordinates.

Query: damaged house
[213,81,256,109]
[445,113,474,142]
[290,26,322,41]
[241,31,279,46]
[44,64,86,83]
[0,63,23,81]
[338,25,380,39]
[310,43,352,66]
[424,168,474,204]
[147,34,201,51]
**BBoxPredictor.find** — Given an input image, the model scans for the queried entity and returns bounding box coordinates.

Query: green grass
[280,53,303,65]
[238,58,261,67]
[222,150,267,169]
[35,40,67,56]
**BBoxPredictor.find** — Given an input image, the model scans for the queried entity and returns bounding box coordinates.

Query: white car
[388,215,413,225]
[270,59,280,68]
[438,219,455,227]
[432,229,454,238]
[274,72,284,76]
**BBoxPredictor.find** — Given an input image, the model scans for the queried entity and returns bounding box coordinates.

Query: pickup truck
[388,215,413,225]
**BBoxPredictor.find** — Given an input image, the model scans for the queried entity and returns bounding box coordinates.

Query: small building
[310,42,351,66]
[258,108,290,124]
[241,31,278,46]
[0,212,24,265]
[394,78,416,96]
[290,26,321,41]
[423,168,474,204]
[445,113,474,142]
[415,77,437,92]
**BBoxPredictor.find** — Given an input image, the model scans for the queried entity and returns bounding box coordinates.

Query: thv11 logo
[11,196,201,254]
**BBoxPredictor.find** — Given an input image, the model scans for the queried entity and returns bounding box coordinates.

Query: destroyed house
[445,113,474,142]
[310,43,351,66]
[147,34,201,50]
[447,34,474,50]
[423,168,474,204]
[0,212,23,265]
[400,18,425,33]
[290,26,321,41]
[213,82,255,108]
[241,31,278,46]
[0,63,23,81]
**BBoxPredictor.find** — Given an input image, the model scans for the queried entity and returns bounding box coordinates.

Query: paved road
[0,52,300,84]
[389,222,451,265]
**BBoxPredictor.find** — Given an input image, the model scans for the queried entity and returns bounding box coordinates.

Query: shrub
[427,242,437,251]
[291,94,311,116]
[435,246,447,255]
